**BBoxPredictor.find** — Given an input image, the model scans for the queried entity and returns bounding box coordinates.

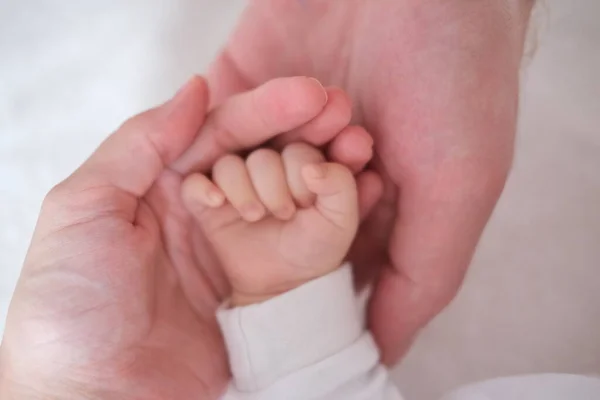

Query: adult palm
[0,77,353,399]
[209,0,534,362]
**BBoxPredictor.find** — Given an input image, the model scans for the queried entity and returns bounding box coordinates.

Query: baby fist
[182,143,359,305]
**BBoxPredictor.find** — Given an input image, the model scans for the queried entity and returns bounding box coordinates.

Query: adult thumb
[46,76,209,223]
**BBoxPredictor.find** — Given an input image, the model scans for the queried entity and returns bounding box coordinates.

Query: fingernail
[305,164,326,179]
[207,190,224,207]
[277,204,297,220]
[242,203,265,222]
[168,76,201,108]
[307,77,328,103]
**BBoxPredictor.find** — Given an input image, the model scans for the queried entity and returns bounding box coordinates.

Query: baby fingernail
[242,204,265,221]
[208,191,224,207]
[307,77,327,103]
[305,164,326,179]
[278,204,296,220]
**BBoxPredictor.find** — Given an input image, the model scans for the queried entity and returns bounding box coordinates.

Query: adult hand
[0,76,372,399]
[209,0,535,363]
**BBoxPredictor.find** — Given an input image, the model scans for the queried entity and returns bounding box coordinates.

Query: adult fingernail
[307,77,328,103]
[168,76,203,108]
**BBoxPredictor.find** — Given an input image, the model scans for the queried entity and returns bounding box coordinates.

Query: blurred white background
[1,1,599,399]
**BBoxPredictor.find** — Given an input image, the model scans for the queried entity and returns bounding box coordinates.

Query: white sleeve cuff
[216,264,362,392]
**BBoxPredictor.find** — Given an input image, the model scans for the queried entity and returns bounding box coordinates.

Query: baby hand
[182,143,358,305]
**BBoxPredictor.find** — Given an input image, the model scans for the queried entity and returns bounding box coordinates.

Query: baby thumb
[301,163,359,230]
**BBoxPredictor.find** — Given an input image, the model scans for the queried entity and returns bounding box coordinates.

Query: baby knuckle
[282,142,324,161]
[213,154,244,171]
[332,163,354,181]
[246,148,279,166]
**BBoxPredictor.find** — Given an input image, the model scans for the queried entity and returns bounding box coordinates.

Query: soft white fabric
[217,265,404,400]
[216,265,600,400]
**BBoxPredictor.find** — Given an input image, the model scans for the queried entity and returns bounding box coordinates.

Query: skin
[0,0,536,397]
[208,0,535,363]
[0,77,372,399]
[183,144,360,306]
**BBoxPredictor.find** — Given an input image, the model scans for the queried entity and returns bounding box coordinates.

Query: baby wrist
[230,291,285,307]
[217,264,362,391]
[230,263,343,306]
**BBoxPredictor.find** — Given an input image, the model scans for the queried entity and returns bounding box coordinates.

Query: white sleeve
[217,264,405,400]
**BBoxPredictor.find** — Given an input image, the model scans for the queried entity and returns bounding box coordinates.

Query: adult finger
[209,61,372,177]
[171,76,328,174]
[368,168,506,365]
[271,87,353,148]
[275,99,375,176]
[327,125,374,173]
[355,170,384,220]
[45,76,209,224]
[207,50,254,106]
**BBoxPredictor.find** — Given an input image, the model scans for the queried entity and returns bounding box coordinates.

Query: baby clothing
[217,265,404,400]
[216,266,600,400]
